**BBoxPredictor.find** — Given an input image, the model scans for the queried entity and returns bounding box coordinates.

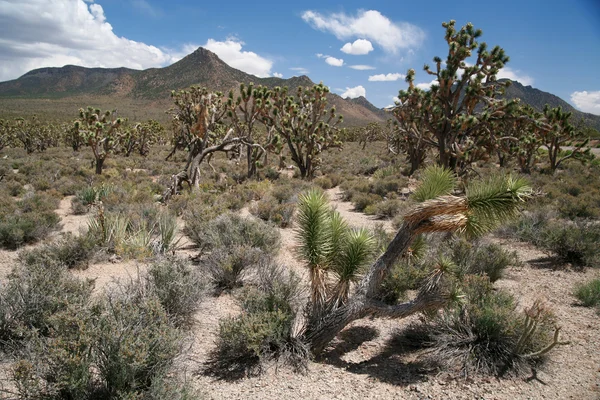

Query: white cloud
[349,65,376,70]
[340,39,373,55]
[571,91,600,115]
[497,67,533,86]
[302,10,424,54]
[0,0,274,82]
[272,72,283,78]
[325,56,344,67]
[369,73,405,82]
[416,79,438,90]
[0,0,182,81]
[290,67,309,75]
[341,85,366,99]
[203,39,272,77]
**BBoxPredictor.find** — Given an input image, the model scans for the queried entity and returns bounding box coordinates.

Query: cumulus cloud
[340,39,373,55]
[416,80,438,90]
[316,53,344,67]
[325,56,344,67]
[369,73,405,82]
[349,65,376,70]
[0,0,273,82]
[302,10,424,54]
[497,67,534,86]
[203,39,272,77]
[272,72,283,78]
[290,67,309,75]
[571,91,600,115]
[341,85,366,99]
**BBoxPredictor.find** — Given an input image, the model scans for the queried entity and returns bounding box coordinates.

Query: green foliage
[186,212,280,256]
[204,245,265,292]
[412,165,456,202]
[249,195,296,228]
[19,233,96,270]
[145,256,206,326]
[0,192,61,249]
[262,83,343,179]
[573,278,600,308]
[0,259,94,348]
[94,286,183,397]
[425,275,560,376]
[74,106,124,174]
[207,261,305,378]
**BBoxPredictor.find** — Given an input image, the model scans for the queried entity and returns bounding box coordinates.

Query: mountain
[0,65,138,98]
[0,48,385,126]
[502,80,600,131]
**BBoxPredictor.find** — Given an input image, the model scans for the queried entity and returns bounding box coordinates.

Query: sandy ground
[0,187,599,400]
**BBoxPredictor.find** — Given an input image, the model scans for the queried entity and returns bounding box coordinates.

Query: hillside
[0,48,385,126]
[502,80,600,130]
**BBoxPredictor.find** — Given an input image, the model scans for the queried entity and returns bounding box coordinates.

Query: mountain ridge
[0,48,597,130]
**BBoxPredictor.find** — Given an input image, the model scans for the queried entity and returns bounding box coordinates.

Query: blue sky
[0,0,599,114]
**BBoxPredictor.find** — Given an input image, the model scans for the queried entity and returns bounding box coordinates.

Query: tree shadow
[321,325,437,386]
[527,256,566,270]
[527,255,585,271]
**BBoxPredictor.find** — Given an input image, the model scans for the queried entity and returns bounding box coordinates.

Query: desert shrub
[367,198,403,218]
[204,246,265,292]
[0,260,94,348]
[186,212,280,256]
[93,286,183,397]
[271,183,295,204]
[18,233,96,270]
[539,221,600,268]
[313,175,333,190]
[0,212,60,250]
[497,209,551,244]
[425,275,560,376]
[249,196,296,228]
[377,261,430,305]
[207,261,306,378]
[557,192,600,219]
[146,256,206,326]
[573,278,600,307]
[447,238,519,282]
[351,192,382,212]
[371,175,402,197]
[0,192,61,249]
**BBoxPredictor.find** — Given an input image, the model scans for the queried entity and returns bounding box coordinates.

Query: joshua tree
[358,122,383,150]
[0,119,15,151]
[296,166,534,354]
[74,107,123,174]
[537,105,591,173]
[261,83,343,179]
[226,83,281,179]
[120,120,164,157]
[394,20,520,175]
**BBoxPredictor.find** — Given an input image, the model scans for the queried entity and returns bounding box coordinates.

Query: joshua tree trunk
[302,218,448,354]
[95,158,105,175]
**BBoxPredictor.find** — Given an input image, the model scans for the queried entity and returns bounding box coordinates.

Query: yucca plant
[300,166,534,354]
[328,227,375,309]
[295,190,331,315]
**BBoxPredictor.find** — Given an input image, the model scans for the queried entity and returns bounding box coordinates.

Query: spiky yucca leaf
[295,190,331,267]
[331,228,375,282]
[465,175,533,237]
[326,210,349,268]
[412,165,456,202]
[329,228,376,308]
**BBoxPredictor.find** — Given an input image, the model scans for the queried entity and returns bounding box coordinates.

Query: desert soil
[0,186,599,400]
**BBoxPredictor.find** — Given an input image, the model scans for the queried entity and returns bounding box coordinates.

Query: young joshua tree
[74,107,123,174]
[296,167,536,354]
